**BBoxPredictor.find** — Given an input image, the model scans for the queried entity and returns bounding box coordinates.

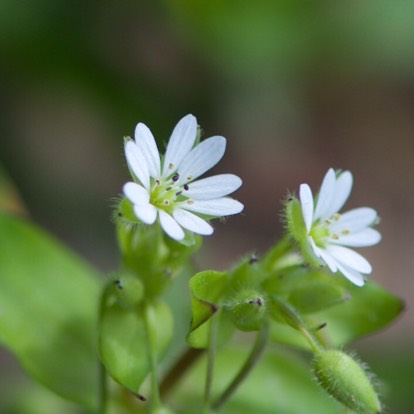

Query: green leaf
[99,295,173,392]
[0,213,102,408]
[312,281,403,347]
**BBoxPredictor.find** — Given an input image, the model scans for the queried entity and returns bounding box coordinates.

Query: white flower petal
[123,182,150,204]
[173,208,213,235]
[315,245,339,273]
[125,141,150,188]
[308,236,322,259]
[162,114,197,176]
[336,262,365,286]
[326,171,353,218]
[133,203,157,225]
[134,123,161,178]
[180,197,244,217]
[329,228,382,247]
[299,184,314,233]
[158,210,185,240]
[314,168,336,220]
[325,245,372,274]
[331,207,378,233]
[178,136,226,183]
[185,174,242,200]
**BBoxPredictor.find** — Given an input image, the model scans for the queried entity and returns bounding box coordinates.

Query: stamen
[155,179,160,185]
[172,173,180,182]
[184,184,189,191]
[324,219,332,226]
[164,200,170,206]
[187,200,194,205]
[333,213,341,221]
[175,191,182,196]
[166,187,172,191]
[187,175,193,181]
[331,233,339,240]
[168,163,174,170]
[342,229,350,235]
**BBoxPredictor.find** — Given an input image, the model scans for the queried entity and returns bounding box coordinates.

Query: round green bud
[312,350,381,414]
[113,275,144,307]
[226,289,267,331]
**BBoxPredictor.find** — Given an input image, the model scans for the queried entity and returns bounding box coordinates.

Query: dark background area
[1,1,413,412]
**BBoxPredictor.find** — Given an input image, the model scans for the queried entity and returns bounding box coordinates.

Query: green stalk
[98,361,108,414]
[212,323,269,411]
[204,313,219,409]
[143,302,162,412]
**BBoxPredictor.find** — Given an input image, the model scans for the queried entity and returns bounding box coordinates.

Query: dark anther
[113,279,123,289]
[172,173,180,182]
[134,393,147,402]
[249,254,258,264]
[155,179,160,185]
[166,187,172,191]
[118,212,122,217]
[315,322,327,331]
[287,196,293,202]
[184,184,189,191]
[176,191,182,196]
[248,298,263,307]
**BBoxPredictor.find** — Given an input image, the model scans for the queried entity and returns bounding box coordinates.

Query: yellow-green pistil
[149,172,193,215]
[309,213,350,248]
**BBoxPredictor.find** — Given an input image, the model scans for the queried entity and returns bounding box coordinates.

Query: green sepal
[117,220,201,299]
[0,213,101,408]
[284,196,322,268]
[270,281,403,350]
[285,197,307,244]
[313,350,381,414]
[99,289,173,393]
[264,266,349,314]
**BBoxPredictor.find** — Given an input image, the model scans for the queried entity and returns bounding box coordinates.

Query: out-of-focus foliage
[0,212,102,408]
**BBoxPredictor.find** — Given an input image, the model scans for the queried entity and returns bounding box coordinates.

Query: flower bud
[226,289,267,331]
[113,274,144,307]
[312,350,381,414]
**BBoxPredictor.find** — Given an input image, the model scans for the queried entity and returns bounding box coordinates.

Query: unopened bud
[226,289,267,331]
[312,350,381,414]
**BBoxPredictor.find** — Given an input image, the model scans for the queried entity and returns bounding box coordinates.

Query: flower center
[310,213,350,247]
[149,173,191,214]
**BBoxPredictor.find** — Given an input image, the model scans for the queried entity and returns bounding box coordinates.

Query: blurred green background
[1,0,414,412]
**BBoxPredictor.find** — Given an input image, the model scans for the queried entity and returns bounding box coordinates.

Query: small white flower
[299,168,381,286]
[123,114,244,241]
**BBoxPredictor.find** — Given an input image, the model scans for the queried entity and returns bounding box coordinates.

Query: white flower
[299,168,381,286]
[123,114,244,241]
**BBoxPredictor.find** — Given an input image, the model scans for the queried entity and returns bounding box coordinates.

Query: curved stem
[98,361,108,414]
[204,314,219,409]
[160,347,204,398]
[212,323,269,411]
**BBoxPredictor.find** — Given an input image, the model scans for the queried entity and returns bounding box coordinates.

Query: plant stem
[212,323,269,411]
[204,314,219,409]
[160,347,204,398]
[98,361,108,414]
[144,302,162,412]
